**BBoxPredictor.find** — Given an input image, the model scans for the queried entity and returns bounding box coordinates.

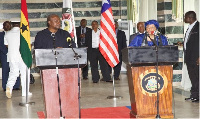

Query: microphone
[51,33,55,40]
[146,32,158,47]
[145,31,149,36]
[154,30,160,36]
[66,37,72,47]
[149,30,160,36]
[51,33,56,48]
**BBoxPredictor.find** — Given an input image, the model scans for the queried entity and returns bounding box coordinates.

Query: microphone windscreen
[66,37,71,42]
[51,33,55,38]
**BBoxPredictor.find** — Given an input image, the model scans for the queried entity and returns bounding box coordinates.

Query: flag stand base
[19,102,35,106]
[107,96,122,99]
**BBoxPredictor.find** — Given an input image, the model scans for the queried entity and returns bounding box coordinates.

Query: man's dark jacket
[76,26,92,48]
[184,21,199,64]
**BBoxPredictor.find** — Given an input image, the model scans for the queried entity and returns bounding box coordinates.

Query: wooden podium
[122,46,179,118]
[35,48,87,118]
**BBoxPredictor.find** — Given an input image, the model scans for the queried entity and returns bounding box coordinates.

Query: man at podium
[129,20,168,47]
[34,14,80,118]
[34,14,76,49]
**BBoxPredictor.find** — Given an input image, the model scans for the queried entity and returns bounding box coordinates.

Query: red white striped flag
[99,0,119,68]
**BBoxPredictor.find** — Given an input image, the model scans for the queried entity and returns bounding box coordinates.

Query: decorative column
[157,0,184,84]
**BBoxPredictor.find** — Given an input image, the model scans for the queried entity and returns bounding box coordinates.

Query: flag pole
[19,67,35,106]
[107,68,122,100]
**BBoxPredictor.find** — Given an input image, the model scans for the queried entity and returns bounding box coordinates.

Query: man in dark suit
[0,21,20,91]
[129,22,145,44]
[183,11,199,102]
[34,14,74,49]
[76,19,92,80]
[109,21,127,80]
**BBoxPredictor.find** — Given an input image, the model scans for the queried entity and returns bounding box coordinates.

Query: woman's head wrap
[145,20,159,29]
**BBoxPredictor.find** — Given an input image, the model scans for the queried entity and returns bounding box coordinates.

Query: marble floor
[0,72,199,118]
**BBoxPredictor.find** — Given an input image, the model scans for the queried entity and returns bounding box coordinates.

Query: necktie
[81,28,85,44]
[82,28,84,34]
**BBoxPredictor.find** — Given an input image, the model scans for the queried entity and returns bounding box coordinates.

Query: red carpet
[37,111,45,119]
[38,106,131,118]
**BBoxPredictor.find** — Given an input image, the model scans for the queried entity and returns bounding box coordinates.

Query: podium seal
[139,70,168,96]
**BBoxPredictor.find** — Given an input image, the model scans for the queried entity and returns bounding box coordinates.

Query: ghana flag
[20,0,32,68]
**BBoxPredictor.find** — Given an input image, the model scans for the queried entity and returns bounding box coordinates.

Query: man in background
[76,19,92,80]
[109,21,127,80]
[183,11,199,102]
[129,22,145,44]
[0,21,20,92]
[86,20,112,83]
[5,20,31,98]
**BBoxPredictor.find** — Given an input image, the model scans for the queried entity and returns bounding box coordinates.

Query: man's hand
[79,34,85,38]
[177,41,183,46]
[196,57,200,65]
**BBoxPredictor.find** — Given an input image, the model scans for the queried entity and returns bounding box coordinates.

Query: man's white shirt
[184,20,197,50]
[92,29,100,48]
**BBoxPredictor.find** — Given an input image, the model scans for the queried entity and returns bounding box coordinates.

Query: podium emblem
[140,70,168,96]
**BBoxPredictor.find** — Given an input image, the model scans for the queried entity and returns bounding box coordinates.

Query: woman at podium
[129,20,168,47]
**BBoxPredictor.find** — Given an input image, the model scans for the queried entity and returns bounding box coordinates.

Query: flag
[20,0,32,68]
[100,0,119,67]
[62,0,77,43]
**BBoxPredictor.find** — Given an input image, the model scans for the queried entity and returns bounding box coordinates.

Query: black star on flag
[20,23,28,33]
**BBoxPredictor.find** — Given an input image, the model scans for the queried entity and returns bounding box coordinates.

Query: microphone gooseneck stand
[147,34,161,119]
[52,34,64,118]
[69,42,81,119]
